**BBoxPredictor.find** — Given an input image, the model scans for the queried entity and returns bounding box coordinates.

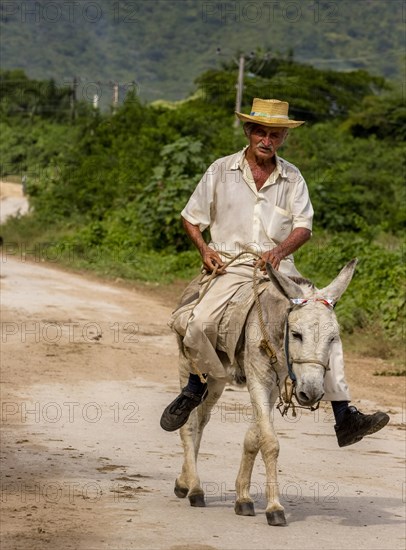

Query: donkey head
[266,260,357,406]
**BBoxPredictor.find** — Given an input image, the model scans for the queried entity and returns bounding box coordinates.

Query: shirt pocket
[263,205,293,243]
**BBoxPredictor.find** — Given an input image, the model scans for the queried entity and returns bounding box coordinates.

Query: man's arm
[257,227,311,271]
[182,217,226,273]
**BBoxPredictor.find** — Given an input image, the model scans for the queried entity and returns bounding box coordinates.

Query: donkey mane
[288,276,315,289]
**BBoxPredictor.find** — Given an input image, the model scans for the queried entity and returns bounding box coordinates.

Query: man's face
[248,125,288,162]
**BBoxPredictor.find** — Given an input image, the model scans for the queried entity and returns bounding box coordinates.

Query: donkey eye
[291,331,303,341]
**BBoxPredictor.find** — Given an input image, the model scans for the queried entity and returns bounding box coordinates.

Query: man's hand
[201,245,226,274]
[255,228,312,272]
[256,249,284,271]
[181,218,226,275]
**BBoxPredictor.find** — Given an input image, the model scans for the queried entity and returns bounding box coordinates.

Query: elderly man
[160,98,389,446]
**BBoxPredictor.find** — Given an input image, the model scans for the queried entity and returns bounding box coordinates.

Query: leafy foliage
[0,69,91,179]
[343,92,406,140]
[282,121,405,234]
[0,69,72,120]
[295,234,405,340]
[136,138,207,250]
[198,59,388,123]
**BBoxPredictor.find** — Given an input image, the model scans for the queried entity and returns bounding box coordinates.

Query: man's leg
[324,340,389,447]
[161,265,254,432]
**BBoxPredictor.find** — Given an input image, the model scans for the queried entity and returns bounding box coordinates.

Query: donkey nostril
[298,391,310,402]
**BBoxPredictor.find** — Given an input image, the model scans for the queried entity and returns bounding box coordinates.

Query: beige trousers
[183,261,350,402]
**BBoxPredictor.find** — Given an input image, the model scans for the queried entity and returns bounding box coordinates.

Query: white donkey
[172,260,357,526]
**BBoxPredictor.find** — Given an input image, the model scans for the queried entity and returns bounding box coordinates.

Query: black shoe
[335,406,390,447]
[160,386,208,432]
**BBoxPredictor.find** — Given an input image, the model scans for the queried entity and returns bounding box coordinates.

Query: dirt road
[1,252,405,550]
[0,182,29,224]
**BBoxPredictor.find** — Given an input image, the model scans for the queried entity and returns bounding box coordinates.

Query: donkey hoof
[266,510,287,526]
[235,501,255,516]
[189,493,206,507]
[174,481,188,499]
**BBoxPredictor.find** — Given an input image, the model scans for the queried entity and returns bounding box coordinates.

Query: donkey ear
[317,259,358,305]
[265,262,305,299]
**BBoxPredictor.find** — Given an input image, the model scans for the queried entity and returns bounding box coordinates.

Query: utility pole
[70,76,78,122]
[234,54,245,128]
[112,82,119,112]
[217,48,264,127]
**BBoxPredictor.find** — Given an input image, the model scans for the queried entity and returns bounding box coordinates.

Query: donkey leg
[176,377,226,507]
[260,437,286,527]
[177,415,206,507]
[235,423,260,517]
[258,406,286,525]
[249,382,286,526]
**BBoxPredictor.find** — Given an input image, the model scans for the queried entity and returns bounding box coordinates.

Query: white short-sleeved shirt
[181,147,314,265]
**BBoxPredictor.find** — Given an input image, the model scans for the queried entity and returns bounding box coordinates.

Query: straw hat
[236,98,304,128]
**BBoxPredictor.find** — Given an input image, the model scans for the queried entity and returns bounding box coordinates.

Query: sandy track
[0,182,29,224]
[0,182,24,198]
[0,256,405,550]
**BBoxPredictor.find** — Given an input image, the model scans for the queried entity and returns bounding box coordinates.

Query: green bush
[283,123,405,234]
[295,233,405,340]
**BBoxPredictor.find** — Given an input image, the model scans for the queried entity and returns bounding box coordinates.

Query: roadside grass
[373,370,406,376]
[0,213,202,284]
[342,327,404,370]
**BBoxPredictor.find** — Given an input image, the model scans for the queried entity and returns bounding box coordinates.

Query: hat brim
[236,112,305,128]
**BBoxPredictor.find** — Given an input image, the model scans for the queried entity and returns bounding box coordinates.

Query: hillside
[0,0,404,102]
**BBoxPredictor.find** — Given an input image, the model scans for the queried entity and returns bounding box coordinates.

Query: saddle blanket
[168,275,269,364]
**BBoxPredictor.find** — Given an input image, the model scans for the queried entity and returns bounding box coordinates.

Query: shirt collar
[232,147,287,180]
[274,154,286,179]
[230,146,248,170]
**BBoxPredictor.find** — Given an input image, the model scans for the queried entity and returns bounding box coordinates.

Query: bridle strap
[284,315,296,382]
[284,310,330,383]
[252,267,331,418]
[290,358,330,370]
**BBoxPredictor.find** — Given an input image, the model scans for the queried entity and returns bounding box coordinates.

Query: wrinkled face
[248,125,288,162]
[287,302,340,406]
